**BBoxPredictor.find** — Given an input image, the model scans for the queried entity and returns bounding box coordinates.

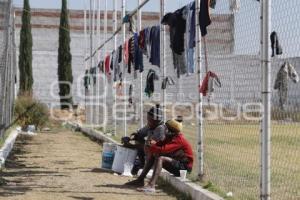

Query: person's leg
[148,156,173,187]
[125,155,155,186]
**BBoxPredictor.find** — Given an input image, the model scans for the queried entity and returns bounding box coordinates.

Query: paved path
[0,127,178,200]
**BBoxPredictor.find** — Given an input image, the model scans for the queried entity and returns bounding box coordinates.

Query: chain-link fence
[0,0,16,138]
[83,0,299,199]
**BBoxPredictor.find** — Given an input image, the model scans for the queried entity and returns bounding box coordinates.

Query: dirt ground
[0,126,179,200]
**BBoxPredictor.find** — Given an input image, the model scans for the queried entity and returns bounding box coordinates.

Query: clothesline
[85,0,150,61]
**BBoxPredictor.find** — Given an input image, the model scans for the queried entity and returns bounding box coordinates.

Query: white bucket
[101,143,117,170]
[112,145,137,174]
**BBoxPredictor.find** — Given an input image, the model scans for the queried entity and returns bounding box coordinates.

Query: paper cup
[180,170,187,181]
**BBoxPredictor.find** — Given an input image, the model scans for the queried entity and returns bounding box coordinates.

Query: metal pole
[103,0,108,132]
[138,0,143,128]
[122,0,127,136]
[195,0,204,179]
[260,0,271,199]
[89,0,93,125]
[96,0,101,126]
[83,0,87,124]
[160,0,166,120]
[92,0,96,125]
[113,0,118,134]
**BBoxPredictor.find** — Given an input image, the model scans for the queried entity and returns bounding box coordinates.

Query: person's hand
[149,140,157,145]
[130,132,137,140]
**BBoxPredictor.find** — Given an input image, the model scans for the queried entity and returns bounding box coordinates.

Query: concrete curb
[0,130,19,168]
[66,122,223,200]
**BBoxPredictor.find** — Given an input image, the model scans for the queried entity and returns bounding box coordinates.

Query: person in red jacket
[136,119,194,193]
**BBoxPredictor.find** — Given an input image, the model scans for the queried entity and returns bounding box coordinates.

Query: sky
[12,0,300,58]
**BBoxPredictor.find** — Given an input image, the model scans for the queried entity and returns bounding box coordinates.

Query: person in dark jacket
[122,105,166,175]
[127,119,194,192]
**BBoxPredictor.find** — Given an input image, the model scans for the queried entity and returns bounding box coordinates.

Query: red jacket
[149,133,194,170]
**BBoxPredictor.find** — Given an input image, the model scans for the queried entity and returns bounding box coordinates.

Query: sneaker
[124,179,144,187]
[137,185,156,193]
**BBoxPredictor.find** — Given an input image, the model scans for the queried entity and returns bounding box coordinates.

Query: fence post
[195,0,204,179]
[122,0,127,136]
[88,0,93,125]
[260,0,272,199]
[103,0,108,132]
[160,0,166,120]
[113,0,118,134]
[138,0,143,128]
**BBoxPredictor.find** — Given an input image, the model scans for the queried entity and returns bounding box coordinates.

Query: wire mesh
[84,0,300,199]
[0,0,16,138]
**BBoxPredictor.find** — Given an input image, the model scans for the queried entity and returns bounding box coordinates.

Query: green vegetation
[18,0,33,95]
[111,121,300,200]
[57,0,73,109]
[14,96,49,130]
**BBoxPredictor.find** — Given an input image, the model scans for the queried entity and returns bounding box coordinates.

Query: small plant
[14,95,49,130]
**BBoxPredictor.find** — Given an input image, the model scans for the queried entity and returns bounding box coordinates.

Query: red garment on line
[149,133,194,170]
[123,40,129,65]
[104,54,111,75]
[199,71,218,96]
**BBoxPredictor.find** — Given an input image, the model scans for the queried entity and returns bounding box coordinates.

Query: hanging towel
[274,62,299,109]
[145,69,159,97]
[270,31,283,57]
[199,71,221,96]
[199,0,211,37]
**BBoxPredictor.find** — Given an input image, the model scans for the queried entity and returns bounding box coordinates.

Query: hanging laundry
[199,0,211,37]
[199,71,221,96]
[274,62,299,109]
[138,29,146,52]
[104,54,111,75]
[162,9,187,77]
[161,9,186,54]
[127,37,133,74]
[149,26,160,67]
[229,0,240,13]
[210,0,217,9]
[270,31,283,57]
[123,14,136,33]
[98,60,104,73]
[172,52,187,78]
[113,47,122,82]
[90,67,97,85]
[144,27,152,58]
[145,69,159,97]
[110,50,115,71]
[134,33,144,72]
[161,76,175,90]
[84,69,90,89]
[118,45,122,63]
[129,84,133,106]
[182,2,196,74]
[123,40,129,65]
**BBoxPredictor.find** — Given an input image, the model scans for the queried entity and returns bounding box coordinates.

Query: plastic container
[112,145,137,174]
